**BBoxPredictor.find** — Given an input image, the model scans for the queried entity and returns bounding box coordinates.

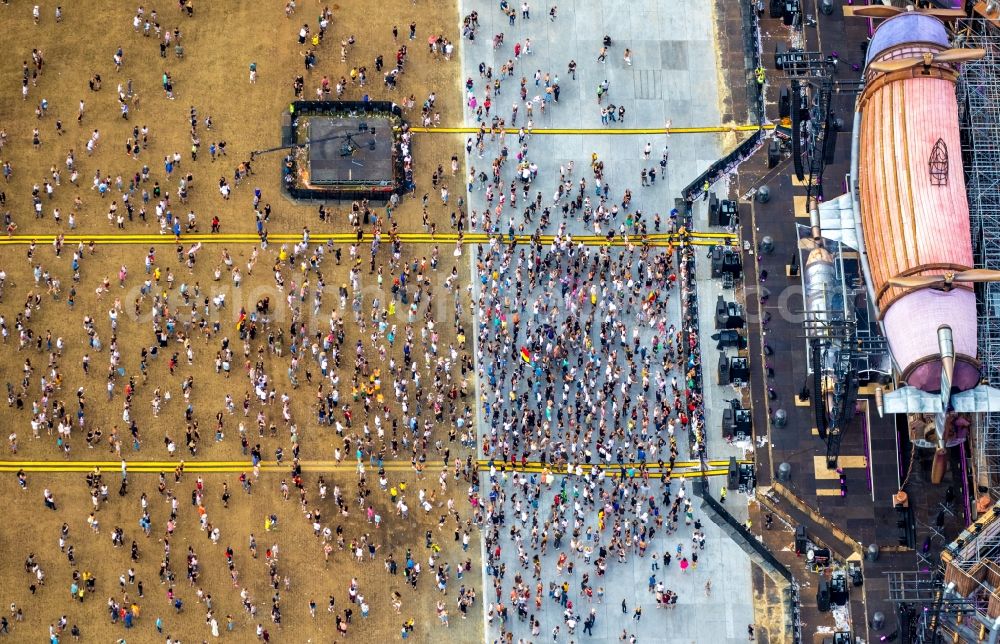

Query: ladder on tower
[826,323,856,469]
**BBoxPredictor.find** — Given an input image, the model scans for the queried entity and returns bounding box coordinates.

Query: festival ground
[0,0,760,642]
[0,1,482,642]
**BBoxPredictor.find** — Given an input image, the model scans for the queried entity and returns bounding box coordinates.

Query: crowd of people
[3,3,492,642]
[0,0,734,641]
[473,235,713,642]
[457,2,718,643]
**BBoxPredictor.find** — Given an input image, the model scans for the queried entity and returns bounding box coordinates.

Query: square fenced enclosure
[277,101,407,201]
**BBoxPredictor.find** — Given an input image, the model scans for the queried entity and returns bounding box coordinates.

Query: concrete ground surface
[460,0,758,641]
[459,0,728,238]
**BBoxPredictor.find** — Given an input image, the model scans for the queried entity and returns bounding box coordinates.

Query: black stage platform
[278,100,406,201]
[308,117,395,187]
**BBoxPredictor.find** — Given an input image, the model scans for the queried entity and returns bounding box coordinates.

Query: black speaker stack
[817,578,831,612]
[794,526,808,554]
[779,86,790,119]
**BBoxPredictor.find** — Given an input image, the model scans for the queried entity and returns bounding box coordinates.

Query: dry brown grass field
[0,1,481,642]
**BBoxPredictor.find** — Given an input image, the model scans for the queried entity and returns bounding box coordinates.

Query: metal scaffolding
[886,506,1000,643]
[958,19,1000,495]
[887,568,986,644]
[928,505,1000,642]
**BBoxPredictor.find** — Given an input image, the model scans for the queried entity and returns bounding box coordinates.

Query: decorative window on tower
[929,138,948,186]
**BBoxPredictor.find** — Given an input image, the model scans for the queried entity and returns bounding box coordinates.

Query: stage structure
[822,8,1000,486]
[253,100,409,201]
[783,46,885,468]
[797,216,890,468]
[867,15,1000,644]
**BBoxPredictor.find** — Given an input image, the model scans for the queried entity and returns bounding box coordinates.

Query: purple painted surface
[861,404,873,493]
[960,443,971,526]
[882,288,979,392]
[908,361,981,393]
[866,13,949,65]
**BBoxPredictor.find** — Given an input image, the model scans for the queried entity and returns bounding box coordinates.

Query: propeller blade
[888,275,944,289]
[868,58,921,73]
[934,48,986,63]
[850,5,903,18]
[954,269,1000,282]
[869,49,984,74]
[921,8,969,19]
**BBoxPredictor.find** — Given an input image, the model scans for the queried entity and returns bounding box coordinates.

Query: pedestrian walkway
[459,0,729,240]
[459,0,757,641]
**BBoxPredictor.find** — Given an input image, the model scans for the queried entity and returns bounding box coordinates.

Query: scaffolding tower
[957,19,1000,497]
[884,504,1000,643]
[935,504,1000,643]
[887,569,984,644]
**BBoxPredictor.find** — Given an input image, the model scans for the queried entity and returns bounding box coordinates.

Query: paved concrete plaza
[459,0,727,238]
[472,240,755,643]
[460,1,757,642]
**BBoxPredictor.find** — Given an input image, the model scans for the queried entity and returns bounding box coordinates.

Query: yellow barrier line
[0,238,727,247]
[0,458,749,468]
[0,465,467,470]
[0,466,731,478]
[0,457,752,471]
[477,461,749,469]
[0,467,672,470]
[0,238,728,248]
[0,231,734,243]
[0,461,247,466]
[0,232,737,240]
[409,125,773,135]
